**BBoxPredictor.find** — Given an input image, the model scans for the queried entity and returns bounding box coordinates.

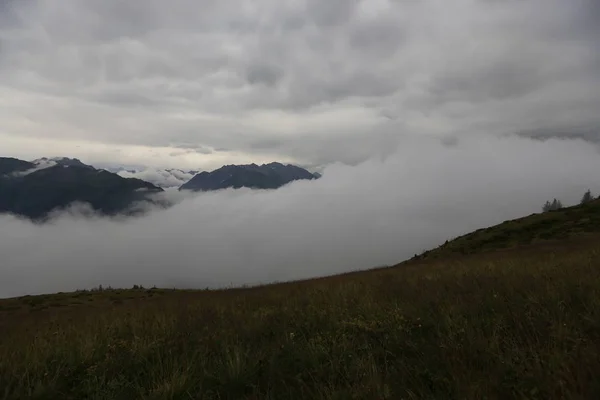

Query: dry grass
[1,233,600,399]
[414,198,600,260]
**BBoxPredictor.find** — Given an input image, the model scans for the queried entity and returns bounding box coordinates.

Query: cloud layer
[1,0,599,169]
[2,135,599,298]
[116,168,197,188]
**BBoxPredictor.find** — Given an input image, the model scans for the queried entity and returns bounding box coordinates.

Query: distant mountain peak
[33,157,91,168]
[180,162,319,192]
[0,156,164,220]
[7,156,96,178]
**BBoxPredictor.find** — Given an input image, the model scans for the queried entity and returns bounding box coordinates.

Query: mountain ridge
[0,157,164,220]
[0,156,321,219]
[180,161,319,191]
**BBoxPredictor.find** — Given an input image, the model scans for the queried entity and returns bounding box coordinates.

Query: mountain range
[0,157,320,220]
[0,157,163,220]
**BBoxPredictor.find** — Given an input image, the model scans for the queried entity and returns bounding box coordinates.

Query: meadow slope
[1,201,600,399]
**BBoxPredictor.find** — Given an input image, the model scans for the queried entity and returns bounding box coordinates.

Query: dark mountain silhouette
[179,162,319,192]
[0,157,318,219]
[0,157,163,220]
[0,158,35,176]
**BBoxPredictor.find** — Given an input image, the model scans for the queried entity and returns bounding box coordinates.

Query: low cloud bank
[1,135,599,298]
[11,158,58,177]
[116,168,197,188]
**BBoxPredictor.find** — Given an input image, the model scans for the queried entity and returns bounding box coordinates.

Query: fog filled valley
[2,134,600,298]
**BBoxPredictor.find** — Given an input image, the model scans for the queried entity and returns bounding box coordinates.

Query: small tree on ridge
[543,198,563,212]
[580,189,594,205]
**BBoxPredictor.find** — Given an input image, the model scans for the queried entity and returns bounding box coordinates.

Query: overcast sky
[1,0,598,170]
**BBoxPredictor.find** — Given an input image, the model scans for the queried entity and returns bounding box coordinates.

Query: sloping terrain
[0,201,599,399]
[413,198,600,261]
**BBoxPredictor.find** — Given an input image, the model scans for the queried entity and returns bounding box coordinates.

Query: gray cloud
[517,125,600,143]
[246,63,284,87]
[2,135,600,298]
[429,57,546,104]
[169,146,213,156]
[249,138,286,150]
[348,14,406,57]
[116,168,197,188]
[307,0,359,28]
[0,0,598,168]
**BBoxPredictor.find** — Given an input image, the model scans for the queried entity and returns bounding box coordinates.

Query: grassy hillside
[412,198,600,260]
[1,202,600,399]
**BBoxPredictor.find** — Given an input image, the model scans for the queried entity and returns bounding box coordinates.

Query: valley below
[1,200,599,399]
